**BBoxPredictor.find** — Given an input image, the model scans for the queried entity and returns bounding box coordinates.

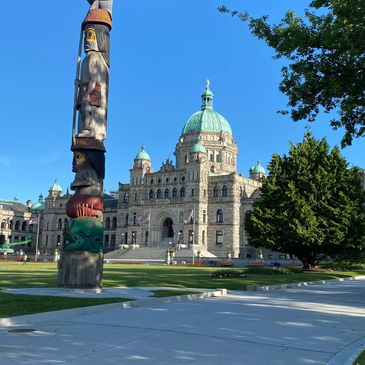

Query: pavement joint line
[246,275,365,291]
[0,289,226,327]
[326,335,365,365]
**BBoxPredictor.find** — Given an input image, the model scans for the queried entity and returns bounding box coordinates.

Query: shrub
[245,267,291,275]
[320,260,365,271]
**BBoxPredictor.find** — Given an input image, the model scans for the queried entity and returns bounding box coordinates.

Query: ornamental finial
[206,79,210,89]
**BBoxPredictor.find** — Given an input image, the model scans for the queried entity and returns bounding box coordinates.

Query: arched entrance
[162,218,174,239]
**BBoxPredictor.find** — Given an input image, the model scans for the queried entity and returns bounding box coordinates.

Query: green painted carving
[64,217,104,253]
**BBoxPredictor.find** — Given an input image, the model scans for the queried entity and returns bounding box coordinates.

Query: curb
[246,275,365,292]
[326,336,365,365]
[0,289,226,327]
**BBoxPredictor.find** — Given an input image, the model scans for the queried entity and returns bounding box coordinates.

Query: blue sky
[1,0,364,203]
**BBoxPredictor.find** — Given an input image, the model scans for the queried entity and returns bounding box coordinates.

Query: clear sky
[1,0,364,203]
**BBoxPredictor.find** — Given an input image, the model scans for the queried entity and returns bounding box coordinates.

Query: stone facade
[0,198,40,249]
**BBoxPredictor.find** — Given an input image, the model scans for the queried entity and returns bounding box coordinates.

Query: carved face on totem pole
[84,26,99,53]
[72,151,89,173]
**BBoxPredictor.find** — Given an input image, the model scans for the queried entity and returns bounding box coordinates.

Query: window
[105,217,111,229]
[111,234,116,248]
[180,187,185,198]
[158,178,161,184]
[104,234,109,248]
[1,221,5,229]
[166,178,169,183]
[21,221,27,231]
[203,210,206,223]
[149,190,154,199]
[174,177,177,182]
[134,192,137,201]
[216,230,223,245]
[184,155,188,163]
[164,189,169,198]
[64,218,68,228]
[216,154,221,162]
[123,193,129,203]
[213,186,218,197]
[191,189,194,197]
[157,189,162,199]
[15,221,20,231]
[216,209,224,223]
[112,217,117,229]
[133,213,137,225]
[222,185,228,197]
[10,220,13,229]
[125,214,129,226]
[58,219,62,230]
[150,179,154,184]
[204,189,206,197]
[29,224,33,233]
[57,235,61,245]
[181,176,185,182]
[202,230,205,245]
[172,188,177,198]
[179,211,184,224]
[210,154,214,162]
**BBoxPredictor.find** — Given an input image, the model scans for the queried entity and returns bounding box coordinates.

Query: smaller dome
[191,138,207,154]
[31,194,44,211]
[50,179,62,192]
[252,161,266,174]
[135,146,151,161]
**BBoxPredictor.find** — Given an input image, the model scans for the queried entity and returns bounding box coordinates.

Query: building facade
[39,82,266,258]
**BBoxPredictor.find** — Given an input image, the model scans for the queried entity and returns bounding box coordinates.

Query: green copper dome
[252,161,266,174]
[50,179,62,192]
[31,194,44,211]
[191,139,207,154]
[135,146,151,161]
[182,80,233,136]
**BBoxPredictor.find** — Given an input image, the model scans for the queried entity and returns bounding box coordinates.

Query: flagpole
[147,208,151,265]
[35,213,40,262]
[192,204,195,265]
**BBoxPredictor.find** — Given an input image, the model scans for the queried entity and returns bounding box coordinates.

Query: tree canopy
[219,0,365,147]
[245,131,365,268]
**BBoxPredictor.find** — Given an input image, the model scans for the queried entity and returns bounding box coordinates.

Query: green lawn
[354,350,365,365]
[0,261,363,318]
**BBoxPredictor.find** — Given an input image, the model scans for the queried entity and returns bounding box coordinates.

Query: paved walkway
[0,279,364,364]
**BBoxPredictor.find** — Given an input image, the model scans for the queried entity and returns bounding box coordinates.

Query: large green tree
[245,131,365,268]
[219,1,365,147]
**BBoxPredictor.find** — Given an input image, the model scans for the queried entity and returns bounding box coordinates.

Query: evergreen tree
[219,1,365,147]
[245,132,365,268]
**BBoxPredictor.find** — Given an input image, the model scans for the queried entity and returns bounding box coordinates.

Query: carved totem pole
[58,0,113,288]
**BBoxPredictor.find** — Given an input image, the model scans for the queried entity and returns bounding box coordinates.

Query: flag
[184,208,194,224]
[29,216,39,225]
[138,211,151,226]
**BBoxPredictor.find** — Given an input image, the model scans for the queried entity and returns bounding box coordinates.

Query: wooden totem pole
[58,0,113,288]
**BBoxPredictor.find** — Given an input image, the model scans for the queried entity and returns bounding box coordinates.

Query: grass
[354,350,365,365]
[0,261,364,317]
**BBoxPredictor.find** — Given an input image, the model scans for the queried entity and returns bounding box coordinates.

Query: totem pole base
[58,251,104,289]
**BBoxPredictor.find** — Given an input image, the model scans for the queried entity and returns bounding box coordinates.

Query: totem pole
[58,0,113,288]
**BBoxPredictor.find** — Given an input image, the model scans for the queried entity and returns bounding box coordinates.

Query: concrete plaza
[0,278,364,364]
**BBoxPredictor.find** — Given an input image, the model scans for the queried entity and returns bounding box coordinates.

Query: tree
[219,1,365,147]
[245,131,365,268]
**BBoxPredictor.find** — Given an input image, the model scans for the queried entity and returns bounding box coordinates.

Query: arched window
[64,218,68,229]
[15,220,20,231]
[180,187,185,198]
[125,214,129,226]
[133,213,137,225]
[157,189,162,199]
[149,190,154,199]
[150,179,154,184]
[164,189,169,198]
[58,219,62,230]
[172,188,177,198]
[222,185,228,197]
[112,217,117,229]
[216,209,224,223]
[213,186,219,197]
[1,221,5,229]
[134,192,137,201]
[123,193,129,203]
[106,217,111,229]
